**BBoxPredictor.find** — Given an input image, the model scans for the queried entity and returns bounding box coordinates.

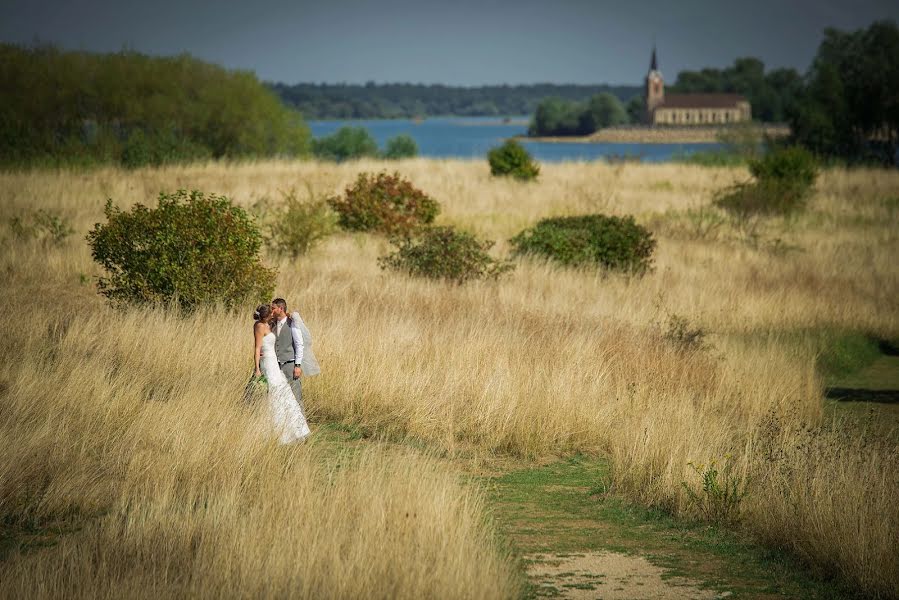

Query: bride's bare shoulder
[254,321,270,334]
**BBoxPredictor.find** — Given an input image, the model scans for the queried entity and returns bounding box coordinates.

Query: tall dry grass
[1,159,898,597]
[0,305,520,599]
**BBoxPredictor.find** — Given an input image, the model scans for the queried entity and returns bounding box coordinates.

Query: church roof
[650,46,658,71]
[658,94,748,109]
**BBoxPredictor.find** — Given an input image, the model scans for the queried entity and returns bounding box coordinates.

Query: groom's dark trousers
[279,361,303,413]
[274,319,304,413]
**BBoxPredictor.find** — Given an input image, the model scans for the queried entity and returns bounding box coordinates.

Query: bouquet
[243,373,268,404]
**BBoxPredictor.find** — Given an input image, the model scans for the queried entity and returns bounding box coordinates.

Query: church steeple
[644,44,664,123]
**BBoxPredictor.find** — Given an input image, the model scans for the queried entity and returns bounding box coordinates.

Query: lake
[308,116,722,162]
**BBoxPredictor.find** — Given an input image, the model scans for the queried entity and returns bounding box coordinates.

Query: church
[644,47,751,126]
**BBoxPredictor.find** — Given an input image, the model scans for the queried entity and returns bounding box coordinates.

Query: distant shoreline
[521,124,791,144]
[308,115,530,124]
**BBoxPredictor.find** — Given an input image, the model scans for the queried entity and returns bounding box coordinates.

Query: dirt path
[526,551,724,599]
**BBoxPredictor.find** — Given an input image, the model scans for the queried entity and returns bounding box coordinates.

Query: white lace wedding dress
[260,331,311,444]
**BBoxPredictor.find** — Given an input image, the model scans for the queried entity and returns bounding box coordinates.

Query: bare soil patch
[527,551,726,600]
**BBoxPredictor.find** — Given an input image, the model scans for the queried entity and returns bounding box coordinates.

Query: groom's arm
[289,315,304,375]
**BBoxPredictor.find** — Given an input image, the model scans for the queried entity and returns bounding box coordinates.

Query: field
[1,159,897,598]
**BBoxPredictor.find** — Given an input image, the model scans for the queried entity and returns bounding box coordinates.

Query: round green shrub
[487,139,540,181]
[714,146,819,218]
[327,171,440,235]
[713,180,808,218]
[87,189,275,310]
[266,191,338,258]
[383,134,419,159]
[510,214,656,273]
[378,226,514,284]
[312,126,378,162]
[748,145,818,192]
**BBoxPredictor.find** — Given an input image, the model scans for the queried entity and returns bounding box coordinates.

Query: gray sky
[2,0,897,85]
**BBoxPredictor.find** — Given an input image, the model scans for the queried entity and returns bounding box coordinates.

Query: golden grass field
[1,159,897,598]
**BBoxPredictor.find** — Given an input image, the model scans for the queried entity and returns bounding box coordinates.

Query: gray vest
[274,318,295,363]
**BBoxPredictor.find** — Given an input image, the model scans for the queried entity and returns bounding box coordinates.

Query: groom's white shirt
[277,316,304,364]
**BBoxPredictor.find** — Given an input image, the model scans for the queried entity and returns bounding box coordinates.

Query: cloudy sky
[2,0,897,85]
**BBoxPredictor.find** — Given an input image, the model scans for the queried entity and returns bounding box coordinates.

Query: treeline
[269,82,641,119]
[529,57,801,137]
[0,44,311,168]
[669,58,801,123]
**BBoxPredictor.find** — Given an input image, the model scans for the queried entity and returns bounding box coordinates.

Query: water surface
[309,117,721,162]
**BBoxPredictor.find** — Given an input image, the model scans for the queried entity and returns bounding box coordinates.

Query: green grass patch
[816,331,882,381]
[735,327,884,383]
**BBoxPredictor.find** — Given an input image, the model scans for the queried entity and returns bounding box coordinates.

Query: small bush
[713,179,809,219]
[680,206,726,241]
[312,126,378,162]
[266,189,338,257]
[327,171,440,235]
[749,145,818,191]
[487,139,540,181]
[714,146,818,219]
[510,214,656,273]
[378,226,514,284]
[86,189,275,310]
[664,314,709,352]
[8,209,74,246]
[681,457,750,525]
[383,134,419,159]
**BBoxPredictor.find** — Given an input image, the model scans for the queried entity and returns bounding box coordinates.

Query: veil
[290,311,321,376]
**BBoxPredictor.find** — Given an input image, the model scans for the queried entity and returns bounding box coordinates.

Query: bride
[253,304,311,444]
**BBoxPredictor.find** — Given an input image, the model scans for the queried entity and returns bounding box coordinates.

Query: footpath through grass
[485,455,860,600]
[313,424,861,599]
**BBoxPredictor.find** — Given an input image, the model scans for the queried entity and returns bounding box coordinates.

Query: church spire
[645,42,664,122]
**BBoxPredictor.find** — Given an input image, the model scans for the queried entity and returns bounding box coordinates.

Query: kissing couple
[252,298,320,444]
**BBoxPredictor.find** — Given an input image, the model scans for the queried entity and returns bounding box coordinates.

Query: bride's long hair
[253,304,273,325]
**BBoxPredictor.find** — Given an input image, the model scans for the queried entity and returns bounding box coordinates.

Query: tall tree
[789,20,899,164]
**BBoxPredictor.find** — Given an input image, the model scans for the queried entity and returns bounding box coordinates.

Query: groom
[270,298,304,413]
